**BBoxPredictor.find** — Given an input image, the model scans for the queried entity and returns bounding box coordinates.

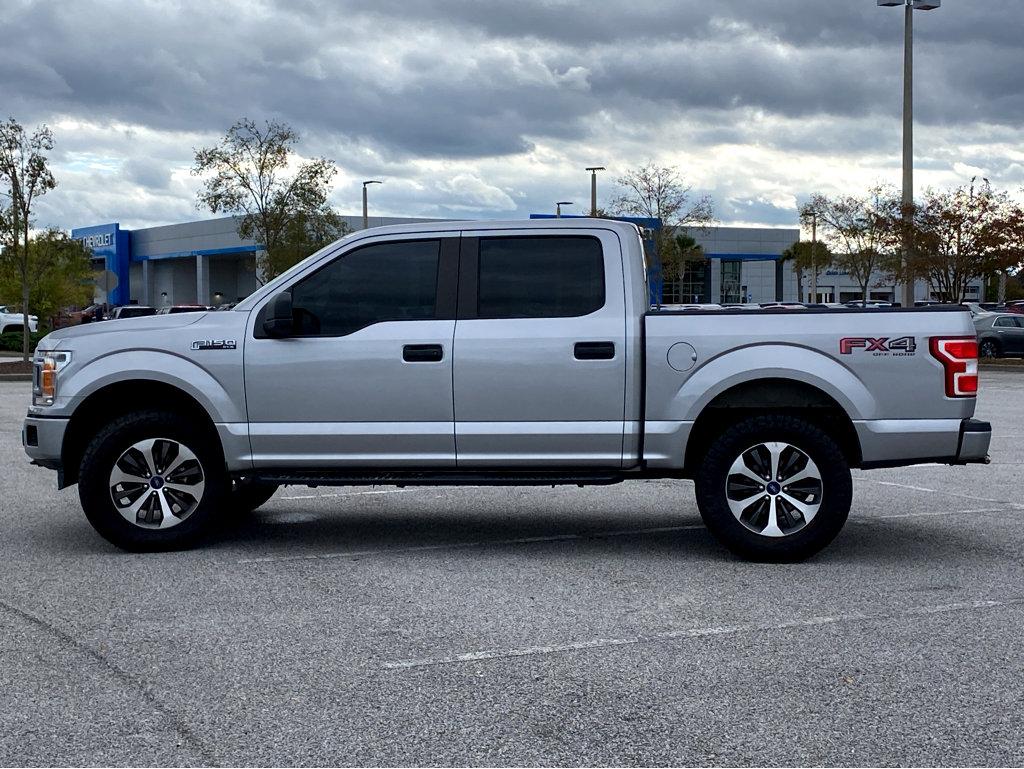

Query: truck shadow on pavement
[189,504,1011,567]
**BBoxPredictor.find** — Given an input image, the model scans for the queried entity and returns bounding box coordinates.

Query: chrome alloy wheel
[109,438,206,529]
[725,442,823,538]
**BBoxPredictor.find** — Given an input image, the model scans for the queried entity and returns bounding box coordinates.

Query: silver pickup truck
[23,219,991,560]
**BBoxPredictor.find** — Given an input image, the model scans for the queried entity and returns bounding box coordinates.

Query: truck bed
[640,305,983,469]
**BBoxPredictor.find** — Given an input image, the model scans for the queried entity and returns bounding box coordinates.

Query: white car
[962,302,995,320]
[0,306,39,335]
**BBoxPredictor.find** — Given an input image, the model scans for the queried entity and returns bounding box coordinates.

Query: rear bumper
[856,417,991,469]
[955,418,992,464]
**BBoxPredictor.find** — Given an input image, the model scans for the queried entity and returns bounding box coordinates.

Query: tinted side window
[994,317,1016,328]
[291,239,440,336]
[477,236,605,319]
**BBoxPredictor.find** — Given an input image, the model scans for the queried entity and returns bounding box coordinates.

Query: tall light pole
[362,180,382,230]
[878,0,940,308]
[810,210,818,304]
[585,166,605,216]
[556,201,573,218]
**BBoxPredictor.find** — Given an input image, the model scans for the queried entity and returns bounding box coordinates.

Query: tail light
[930,336,978,397]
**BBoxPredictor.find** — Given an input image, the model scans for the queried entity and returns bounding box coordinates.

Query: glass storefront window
[720,261,742,303]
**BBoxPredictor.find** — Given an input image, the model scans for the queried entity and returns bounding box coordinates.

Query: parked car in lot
[109,305,157,320]
[962,302,996,320]
[660,303,722,312]
[23,218,991,561]
[975,314,1024,359]
[0,305,39,335]
[845,300,894,309]
[1002,300,1024,315]
[156,305,209,315]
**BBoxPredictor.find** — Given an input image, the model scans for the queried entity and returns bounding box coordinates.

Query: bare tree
[0,118,56,361]
[609,163,714,304]
[192,119,347,281]
[608,162,714,227]
[803,187,901,302]
[908,179,1024,303]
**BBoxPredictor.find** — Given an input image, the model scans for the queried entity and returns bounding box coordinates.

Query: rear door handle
[574,341,615,360]
[403,344,444,362]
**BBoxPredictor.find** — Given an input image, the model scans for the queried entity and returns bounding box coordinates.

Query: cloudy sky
[3,0,1022,232]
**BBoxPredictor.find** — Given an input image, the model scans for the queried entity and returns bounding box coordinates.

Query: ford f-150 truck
[23,219,991,560]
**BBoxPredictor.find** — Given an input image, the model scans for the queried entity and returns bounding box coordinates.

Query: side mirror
[262,291,293,337]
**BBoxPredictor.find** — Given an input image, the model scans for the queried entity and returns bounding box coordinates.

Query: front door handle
[574,341,615,360]
[403,344,444,362]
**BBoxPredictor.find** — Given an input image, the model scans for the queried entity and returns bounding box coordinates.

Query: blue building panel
[71,223,130,306]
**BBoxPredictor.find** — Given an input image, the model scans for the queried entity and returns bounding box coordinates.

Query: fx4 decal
[839,336,917,356]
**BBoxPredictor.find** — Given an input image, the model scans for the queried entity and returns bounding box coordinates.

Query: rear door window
[476,236,604,319]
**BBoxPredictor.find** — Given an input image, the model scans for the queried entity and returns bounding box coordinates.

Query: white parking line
[859,478,1016,505]
[855,507,1006,522]
[872,480,938,493]
[280,489,409,501]
[237,524,707,564]
[382,598,1024,670]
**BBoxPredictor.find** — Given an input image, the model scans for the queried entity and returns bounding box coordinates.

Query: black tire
[979,339,1000,359]
[78,409,229,551]
[230,478,279,513]
[694,414,852,562]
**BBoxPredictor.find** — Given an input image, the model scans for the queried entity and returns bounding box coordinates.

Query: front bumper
[23,414,68,471]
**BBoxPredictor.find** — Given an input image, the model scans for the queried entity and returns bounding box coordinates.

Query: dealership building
[72,215,980,308]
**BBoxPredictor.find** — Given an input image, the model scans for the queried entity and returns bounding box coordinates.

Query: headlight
[32,351,72,406]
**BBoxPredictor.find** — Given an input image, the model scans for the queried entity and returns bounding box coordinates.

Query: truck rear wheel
[695,415,852,561]
[78,410,229,551]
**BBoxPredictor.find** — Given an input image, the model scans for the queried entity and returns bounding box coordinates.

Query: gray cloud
[1,0,1021,230]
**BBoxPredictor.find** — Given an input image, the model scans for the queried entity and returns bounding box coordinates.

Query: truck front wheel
[695,415,852,561]
[78,410,229,551]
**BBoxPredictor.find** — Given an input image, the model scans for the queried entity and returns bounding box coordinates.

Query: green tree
[907,180,1024,303]
[781,240,832,302]
[803,187,901,302]
[0,229,94,325]
[0,118,57,361]
[192,119,348,281]
[657,233,706,302]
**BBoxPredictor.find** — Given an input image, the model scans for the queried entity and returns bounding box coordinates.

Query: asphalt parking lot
[1,373,1022,767]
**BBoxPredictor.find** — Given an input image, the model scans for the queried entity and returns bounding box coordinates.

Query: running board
[249,469,626,488]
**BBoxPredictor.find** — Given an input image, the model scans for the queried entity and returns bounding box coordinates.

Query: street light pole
[556,201,573,218]
[902,0,914,308]
[585,167,605,216]
[878,0,940,307]
[810,211,818,304]
[362,180,382,230]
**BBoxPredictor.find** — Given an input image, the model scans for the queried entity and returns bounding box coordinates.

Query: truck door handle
[574,341,615,360]
[403,344,444,362]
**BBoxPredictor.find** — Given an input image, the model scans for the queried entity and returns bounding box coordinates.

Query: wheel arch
[62,379,224,487]
[683,378,862,474]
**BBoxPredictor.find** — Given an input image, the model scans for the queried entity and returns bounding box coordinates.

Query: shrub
[0,331,46,353]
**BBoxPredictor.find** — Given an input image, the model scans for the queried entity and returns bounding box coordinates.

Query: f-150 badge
[191,339,237,350]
